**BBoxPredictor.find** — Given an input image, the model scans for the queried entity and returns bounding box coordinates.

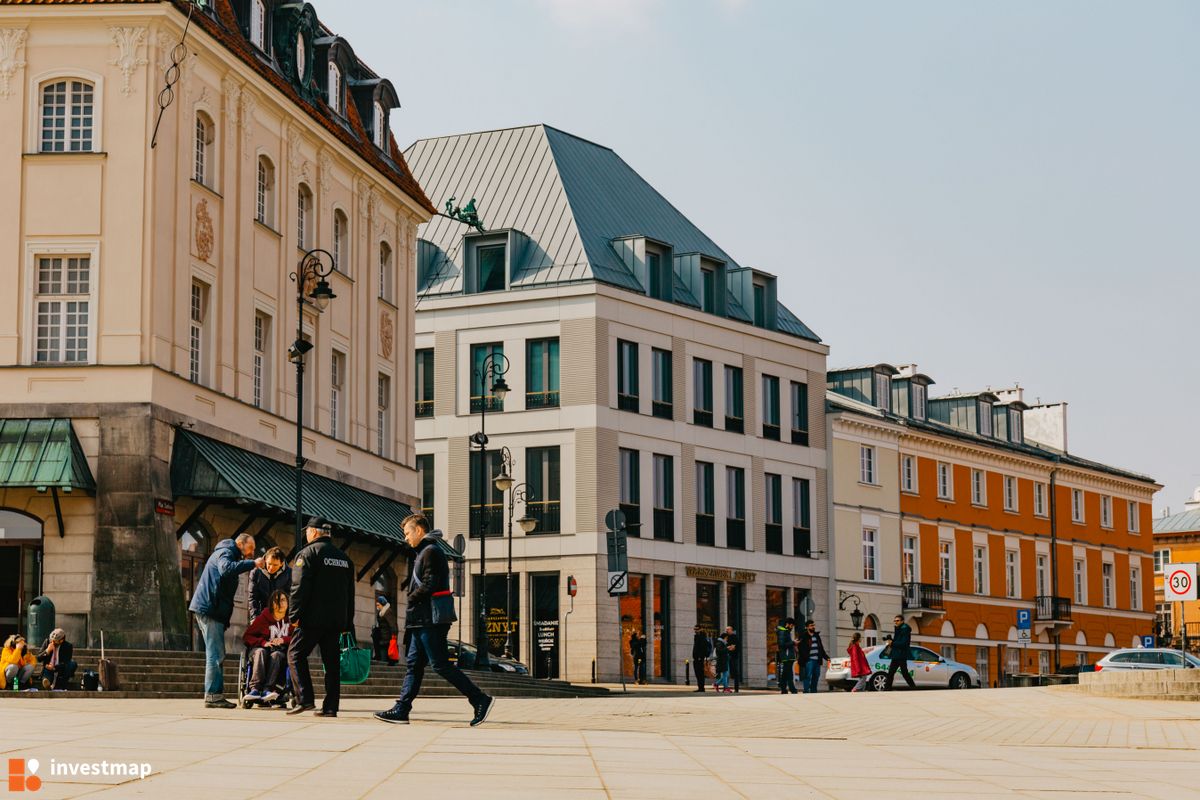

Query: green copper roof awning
[0,419,96,492]
[170,429,461,558]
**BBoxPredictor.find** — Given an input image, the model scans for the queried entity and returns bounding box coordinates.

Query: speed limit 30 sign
[1164,564,1198,601]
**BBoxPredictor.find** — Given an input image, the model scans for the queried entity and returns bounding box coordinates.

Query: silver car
[1095,648,1200,671]
[826,644,981,691]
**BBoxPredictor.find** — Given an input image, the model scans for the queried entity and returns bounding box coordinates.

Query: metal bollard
[684,659,691,686]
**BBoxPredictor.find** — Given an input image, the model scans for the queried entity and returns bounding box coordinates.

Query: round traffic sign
[567,575,578,597]
[1168,568,1192,596]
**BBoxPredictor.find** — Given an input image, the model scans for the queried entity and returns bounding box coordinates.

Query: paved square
[1,687,1197,798]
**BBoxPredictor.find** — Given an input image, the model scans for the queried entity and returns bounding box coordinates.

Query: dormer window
[873,372,892,412]
[977,400,993,436]
[373,102,385,148]
[752,281,767,327]
[912,383,927,420]
[328,62,341,114]
[250,0,267,51]
[1008,408,1023,444]
[476,244,505,292]
[699,265,715,313]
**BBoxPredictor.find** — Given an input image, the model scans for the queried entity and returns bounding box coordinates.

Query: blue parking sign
[1016,609,1032,629]
[1141,635,1155,649]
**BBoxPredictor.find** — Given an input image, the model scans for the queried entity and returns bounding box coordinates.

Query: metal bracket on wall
[356,546,389,581]
[50,486,65,538]
[369,550,401,586]
[174,499,210,539]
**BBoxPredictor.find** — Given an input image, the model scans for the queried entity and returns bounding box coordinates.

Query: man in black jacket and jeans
[287,520,354,718]
[375,515,493,726]
[691,626,711,692]
[885,615,917,690]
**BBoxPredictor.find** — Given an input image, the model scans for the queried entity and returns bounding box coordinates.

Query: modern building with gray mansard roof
[406,123,830,686]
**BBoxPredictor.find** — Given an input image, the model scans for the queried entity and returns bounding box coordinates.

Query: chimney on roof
[995,386,1024,405]
[1185,487,1200,512]
[1024,402,1068,453]
[896,364,918,378]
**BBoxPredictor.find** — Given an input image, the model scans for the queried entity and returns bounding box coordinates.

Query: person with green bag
[287,519,355,718]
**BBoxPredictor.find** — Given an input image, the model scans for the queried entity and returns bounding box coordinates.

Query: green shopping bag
[339,632,371,685]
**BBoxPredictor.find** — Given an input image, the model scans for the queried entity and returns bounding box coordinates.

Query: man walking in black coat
[796,619,830,694]
[885,614,917,690]
[375,515,493,726]
[287,520,354,718]
[691,625,711,692]
[776,617,798,694]
[723,626,741,693]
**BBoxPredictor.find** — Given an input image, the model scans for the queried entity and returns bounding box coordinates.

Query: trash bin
[27,596,55,647]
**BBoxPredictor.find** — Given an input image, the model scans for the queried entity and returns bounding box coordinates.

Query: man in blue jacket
[189,533,260,708]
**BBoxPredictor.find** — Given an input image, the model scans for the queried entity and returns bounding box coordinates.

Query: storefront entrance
[0,511,43,642]
[179,525,210,651]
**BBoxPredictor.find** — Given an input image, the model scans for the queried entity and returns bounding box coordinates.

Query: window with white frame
[256,156,274,226]
[376,373,391,457]
[297,183,313,249]
[1130,565,1141,611]
[861,528,877,582]
[1034,482,1047,517]
[1038,651,1049,675]
[873,372,891,411]
[860,445,876,485]
[978,401,993,437]
[939,540,954,591]
[1036,553,1048,596]
[1157,603,1173,638]
[901,455,916,493]
[330,350,346,440]
[372,102,385,148]
[941,644,956,661]
[328,62,342,114]
[902,535,917,582]
[40,79,95,152]
[253,311,271,410]
[1005,549,1019,598]
[973,545,987,594]
[1003,475,1017,511]
[34,255,91,364]
[1102,562,1114,608]
[937,462,953,499]
[1006,647,1020,677]
[194,112,214,187]
[1100,495,1112,528]
[1127,500,1140,533]
[1073,558,1085,604]
[1009,408,1023,443]
[333,209,349,273]
[188,280,210,384]
[976,647,989,686]
[378,241,393,302]
[1154,549,1172,573]
[971,469,986,505]
[1071,488,1084,523]
[912,382,927,420]
[250,0,267,50]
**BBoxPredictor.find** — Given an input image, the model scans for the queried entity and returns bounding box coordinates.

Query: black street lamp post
[288,249,336,553]
[493,447,538,660]
[468,352,510,669]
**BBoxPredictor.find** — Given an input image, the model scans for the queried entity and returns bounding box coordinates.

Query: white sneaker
[261,690,279,703]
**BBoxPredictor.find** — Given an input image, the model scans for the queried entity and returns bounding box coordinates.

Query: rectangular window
[937,462,953,500]
[1073,559,1086,604]
[617,340,639,412]
[1003,476,1017,511]
[1034,483,1047,517]
[971,469,986,506]
[1130,565,1141,611]
[40,80,94,153]
[1127,501,1140,533]
[976,647,989,687]
[378,243,393,302]
[696,461,715,546]
[526,446,561,534]
[765,473,782,554]
[1005,549,1019,598]
[1009,409,1023,443]
[652,454,674,541]
[761,374,780,439]
[416,453,434,525]
[1154,549,1171,573]
[724,365,744,432]
[978,402,993,437]
[790,381,809,445]
[752,282,766,327]
[414,348,435,418]
[376,374,391,457]
[253,312,271,410]
[470,343,504,413]
[34,255,91,363]
[700,266,715,313]
[330,350,346,440]
[901,455,916,493]
[469,450,504,538]
[647,251,666,300]
[792,478,811,557]
[902,535,917,582]
[1102,562,1114,608]
[250,0,266,49]
[726,467,746,550]
[863,528,878,582]
[526,338,560,409]
[860,445,876,485]
[1100,495,1112,529]
[912,382,927,420]
[939,541,954,591]
[652,348,674,419]
[874,372,891,411]
[328,62,342,114]
[691,358,713,426]
[1036,554,1048,596]
[973,546,987,595]
[256,158,273,225]
[619,448,641,536]
[194,115,211,185]
[1071,489,1084,523]
[476,244,506,292]
[189,280,209,384]
[297,186,311,249]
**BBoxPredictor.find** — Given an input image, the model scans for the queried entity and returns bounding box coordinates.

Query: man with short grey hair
[189,532,260,708]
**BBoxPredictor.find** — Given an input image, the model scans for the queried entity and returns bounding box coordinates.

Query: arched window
[256,155,274,226]
[297,183,313,249]
[328,62,342,114]
[378,241,392,301]
[862,614,878,648]
[249,0,267,51]
[194,111,214,186]
[333,209,349,273]
[40,79,95,152]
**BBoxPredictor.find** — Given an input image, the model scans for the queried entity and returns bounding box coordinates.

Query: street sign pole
[1164,564,1198,652]
[605,509,629,693]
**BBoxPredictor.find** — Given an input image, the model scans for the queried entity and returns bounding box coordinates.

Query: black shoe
[693,688,704,692]
[204,696,236,709]
[314,709,337,718]
[469,696,494,727]
[286,703,315,716]
[374,703,410,725]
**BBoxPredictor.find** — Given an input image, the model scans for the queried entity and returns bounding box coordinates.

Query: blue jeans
[195,614,226,696]
[802,659,821,693]
[397,624,486,710]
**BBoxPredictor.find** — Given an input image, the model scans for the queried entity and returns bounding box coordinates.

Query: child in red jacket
[848,631,871,692]
[242,590,295,705]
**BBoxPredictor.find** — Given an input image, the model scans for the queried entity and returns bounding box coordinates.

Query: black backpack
[81,670,100,691]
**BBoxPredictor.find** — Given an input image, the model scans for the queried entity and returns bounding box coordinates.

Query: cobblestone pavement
[1,687,1198,799]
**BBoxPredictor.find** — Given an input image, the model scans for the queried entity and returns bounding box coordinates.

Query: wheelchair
[236,646,296,709]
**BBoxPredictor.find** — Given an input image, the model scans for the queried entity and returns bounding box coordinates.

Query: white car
[826,644,981,691]
[1095,648,1200,671]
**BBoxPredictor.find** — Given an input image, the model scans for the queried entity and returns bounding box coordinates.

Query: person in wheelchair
[243,589,294,705]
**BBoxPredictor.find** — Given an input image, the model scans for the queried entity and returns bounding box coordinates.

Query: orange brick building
[829,365,1158,685]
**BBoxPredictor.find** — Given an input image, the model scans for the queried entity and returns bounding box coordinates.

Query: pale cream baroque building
[0,0,433,648]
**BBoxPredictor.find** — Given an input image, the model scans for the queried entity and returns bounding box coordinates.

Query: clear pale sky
[319,1,1199,514]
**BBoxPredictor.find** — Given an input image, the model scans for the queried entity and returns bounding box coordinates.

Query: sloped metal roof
[1154,508,1200,535]
[0,419,95,491]
[405,124,819,342]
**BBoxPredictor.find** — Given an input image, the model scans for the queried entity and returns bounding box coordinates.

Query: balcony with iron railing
[653,508,674,541]
[1035,595,1072,622]
[468,503,504,537]
[652,400,673,419]
[726,518,746,550]
[793,526,811,557]
[617,393,639,413]
[619,503,641,537]
[693,408,713,427]
[696,514,715,546]
[901,582,944,613]
[470,395,504,414]
[525,500,561,534]
[724,415,744,434]
[415,399,434,418]
[765,523,783,554]
[525,390,560,410]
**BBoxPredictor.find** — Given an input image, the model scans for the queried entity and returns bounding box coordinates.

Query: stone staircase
[1069,668,1200,701]
[3,648,608,700]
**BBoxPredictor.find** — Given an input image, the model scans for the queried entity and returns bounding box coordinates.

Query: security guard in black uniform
[287,519,355,717]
